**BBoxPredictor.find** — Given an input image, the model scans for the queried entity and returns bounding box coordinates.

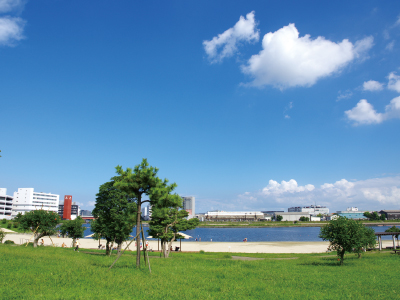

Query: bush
[6,222,12,229]
[4,240,15,244]
[13,222,19,229]
[199,250,205,254]
[1,219,6,224]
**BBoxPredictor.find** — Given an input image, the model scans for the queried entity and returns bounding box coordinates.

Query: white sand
[3,233,398,254]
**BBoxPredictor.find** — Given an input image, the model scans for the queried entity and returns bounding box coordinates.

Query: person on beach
[61,242,66,248]
[41,239,44,246]
[75,239,80,252]
[243,238,247,242]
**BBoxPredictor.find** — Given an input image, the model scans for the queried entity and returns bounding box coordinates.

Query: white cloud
[388,72,400,93]
[344,99,383,125]
[345,96,400,125]
[363,80,384,91]
[386,40,395,51]
[203,11,259,63]
[336,90,353,101]
[236,176,400,211]
[241,23,373,89]
[262,179,315,195]
[88,201,96,207]
[0,0,24,13]
[0,16,25,46]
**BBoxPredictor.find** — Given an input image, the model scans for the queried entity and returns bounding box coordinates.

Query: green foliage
[1,219,6,224]
[276,215,283,221]
[18,210,61,247]
[0,228,7,243]
[3,240,14,244]
[149,191,200,257]
[60,217,86,245]
[299,216,310,221]
[7,222,12,229]
[92,180,136,255]
[319,217,376,265]
[363,211,382,221]
[385,226,400,237]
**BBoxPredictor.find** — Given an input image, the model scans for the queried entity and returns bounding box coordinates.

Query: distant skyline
[1,1,400,213]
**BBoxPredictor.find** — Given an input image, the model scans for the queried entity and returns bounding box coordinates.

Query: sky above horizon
[1,0,400,213]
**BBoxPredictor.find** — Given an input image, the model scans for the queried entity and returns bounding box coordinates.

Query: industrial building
[379,210,400,220]
[12,188,59,217]
[0,188,13,220]
[205,211,265,221]
[274,212,312,221]
[288,205,329,215]
[336,207,367,219]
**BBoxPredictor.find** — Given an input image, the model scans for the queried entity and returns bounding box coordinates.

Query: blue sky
[1,0,400,213]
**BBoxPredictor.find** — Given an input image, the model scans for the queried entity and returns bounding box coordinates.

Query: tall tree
[149,192,199,258]
[92,180,136,256]
[17,210,60,247]
[114,159,165,267]
[319,217,376,265]
[59,216,86,247]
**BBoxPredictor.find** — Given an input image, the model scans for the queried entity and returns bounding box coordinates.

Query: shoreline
[4,233,396,254]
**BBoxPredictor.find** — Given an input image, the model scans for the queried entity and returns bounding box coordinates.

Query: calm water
[82,224,396,242]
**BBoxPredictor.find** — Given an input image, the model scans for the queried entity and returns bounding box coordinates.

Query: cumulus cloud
[236,176,400,211]
[344,99,383,125]
[388,72,400,93]
[0,16,25,46]
[345,96,400,125]
[203,11,259,63]
[241,23,373,89]
[363,80,384,91]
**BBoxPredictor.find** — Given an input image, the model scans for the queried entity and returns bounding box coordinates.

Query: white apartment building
[141,205,152,221]
[12,188,59,217]
[0,188,13,220]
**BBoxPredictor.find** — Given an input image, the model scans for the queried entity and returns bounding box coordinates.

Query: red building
[63,195,72,220]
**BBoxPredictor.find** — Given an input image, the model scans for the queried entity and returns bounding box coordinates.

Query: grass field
[0,244,399,299]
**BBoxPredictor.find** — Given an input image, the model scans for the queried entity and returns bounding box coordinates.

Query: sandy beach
[3,233,397,254]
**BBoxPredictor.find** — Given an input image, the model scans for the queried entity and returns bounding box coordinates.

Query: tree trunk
[106,241,111,256]
[72,238,76,248]
[33,233,44,248]
[117,243,122,256]
[136,195,142,268]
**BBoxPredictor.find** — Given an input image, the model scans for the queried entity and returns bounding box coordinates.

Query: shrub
[4,240,15,244]
[1,219,6,224]
[7,222,12,229]
[199,250,205,254]
[13,223,19,229]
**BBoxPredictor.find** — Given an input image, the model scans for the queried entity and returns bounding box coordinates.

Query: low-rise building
[274,212,311,221]
[379,210,400,220]
[12,188,59,217]
[336,207,366,219]
[0,188,13,220]
[205,211,265,221]
[288,205,329,215]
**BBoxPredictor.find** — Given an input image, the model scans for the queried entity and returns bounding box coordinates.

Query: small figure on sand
[243,238,247,242]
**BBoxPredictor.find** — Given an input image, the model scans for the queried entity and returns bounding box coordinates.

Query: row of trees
[363,211,386,221]
[91,159,199,266]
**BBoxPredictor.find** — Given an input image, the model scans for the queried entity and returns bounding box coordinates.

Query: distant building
[288,205,329,215]
[12,188,59,217]
[0,188,13,220]
[205,211,265,221]
[274,212,311,221]
[336,207,366,219]
[80,210,92,217]
[182,196,195,217]
[379,210,400,220]
[58,200,80,220]
[141,205,151,221]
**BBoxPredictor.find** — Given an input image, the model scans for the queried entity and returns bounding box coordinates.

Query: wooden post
[393,235,396,250]
[180,239,181,251]
[378,235,382,251]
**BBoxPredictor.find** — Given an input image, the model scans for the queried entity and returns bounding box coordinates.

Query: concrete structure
[205,211,265,221]
[63,195,72,220]
[288,205,329,215]
[0,188,13,220]
[379,210,400,220]
[12,188,59,217]
[182,196,195,217]
[336,207,367,219]
[274,212,311,221]
[59,202,80,220]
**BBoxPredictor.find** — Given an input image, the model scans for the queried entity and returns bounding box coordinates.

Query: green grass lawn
[0,244,398,299]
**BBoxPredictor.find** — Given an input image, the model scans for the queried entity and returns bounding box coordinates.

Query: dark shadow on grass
[299,257,359,267]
